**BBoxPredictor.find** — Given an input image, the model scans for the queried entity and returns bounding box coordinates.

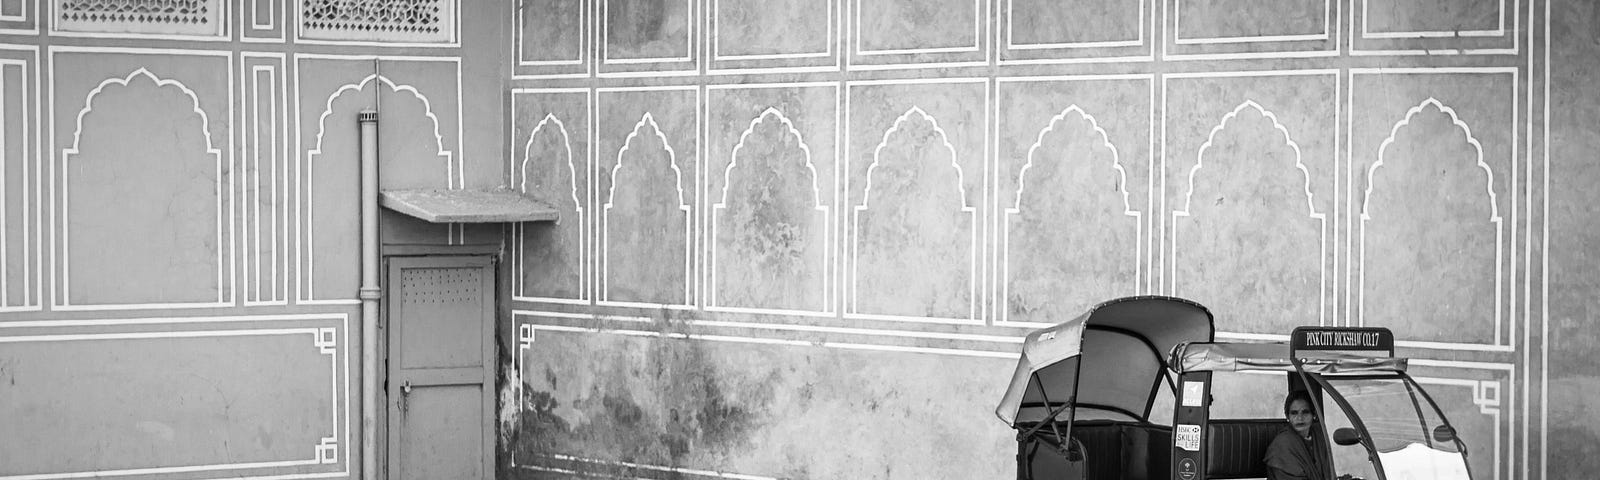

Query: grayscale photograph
[0,1,1596,479]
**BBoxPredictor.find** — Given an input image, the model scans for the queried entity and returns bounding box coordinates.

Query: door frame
[380,243,505,480]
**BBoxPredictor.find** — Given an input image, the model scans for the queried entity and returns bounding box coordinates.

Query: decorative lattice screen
[56,0,222,36]
[300,0,455,44]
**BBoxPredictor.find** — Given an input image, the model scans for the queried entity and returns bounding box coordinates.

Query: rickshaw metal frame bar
[1291,357,1343,480]
[1015,367,1084,479]
[1398,375,1436,448]
[1143,368,1173,421]
[1308,374,1391,480]
[1074,403,1145,421]
[1018,372,1071,443]
[1397,373,1476,476]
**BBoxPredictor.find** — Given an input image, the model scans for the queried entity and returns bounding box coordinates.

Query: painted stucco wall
[506,1,1597,479]
[1546,0,1600,475]
[0,1,506,478]
[0,2,1595,480]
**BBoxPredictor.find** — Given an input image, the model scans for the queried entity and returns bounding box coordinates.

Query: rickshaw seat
[1052,421,1172,480]
[1205,419,1290,479]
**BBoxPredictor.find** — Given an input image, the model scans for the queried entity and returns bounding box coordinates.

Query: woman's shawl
[1264,428,1329,480]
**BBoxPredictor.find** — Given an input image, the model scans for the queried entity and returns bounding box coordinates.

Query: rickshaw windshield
[1321,375,1470,480]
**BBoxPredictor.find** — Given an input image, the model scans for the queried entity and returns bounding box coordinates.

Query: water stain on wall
[511,318,772,472]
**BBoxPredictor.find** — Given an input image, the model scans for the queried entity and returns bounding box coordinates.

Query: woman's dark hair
[1283,390,1315,416]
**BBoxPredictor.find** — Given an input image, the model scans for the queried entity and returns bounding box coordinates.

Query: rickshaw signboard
[1291,326,1394,356]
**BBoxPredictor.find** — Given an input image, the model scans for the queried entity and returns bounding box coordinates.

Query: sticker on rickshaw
[1175,424,1201,451]
[1176,458,1197,480]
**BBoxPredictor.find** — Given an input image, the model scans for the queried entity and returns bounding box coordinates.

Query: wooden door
[385,255,495,480]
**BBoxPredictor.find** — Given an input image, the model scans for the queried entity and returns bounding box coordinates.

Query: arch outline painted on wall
[849,106,978,324]
[999,104,1140,326]
[709,107,832,315]
[600,112,694,308]
[1357,97,1504,346]
[514,112,588,305]
[1168,100,1326,326]
[300,73,457,304]
[57,67,230,310]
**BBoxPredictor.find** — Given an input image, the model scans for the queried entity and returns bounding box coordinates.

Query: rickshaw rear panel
[1017,420,1173,480]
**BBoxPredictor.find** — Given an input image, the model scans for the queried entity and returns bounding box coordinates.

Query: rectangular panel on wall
[1405,362,1516,480]
[49,49,234,310]
[0,50,38,312]
[851,0,989,69]
[705,83,838,316]
[709,0,839,72]
[298,0,457,45]
[517,0,590,78]
[1349,69,1519,351]
[0,0,34,33]
[511,88,592,306]
[1163,0,1334,59]
[53,0,226,37]
[844,79,987,325]
[1161,72,1338,337]
[994,76,1152,326]
[0,315,349,479]
[594,87,699,309]
[599,0,698,76]
[510,321,1018,477]
[1353,0,1517,54]
[295,56,373,304]
[242,54,288,306]
[243,0,286,42]
[1000,0,1151,63]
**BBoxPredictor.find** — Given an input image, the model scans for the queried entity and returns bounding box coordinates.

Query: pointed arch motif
[1358,97,1504,345]
[850,106,977,323]
[601,112,693,306]
[1000,105,1141,325]
[515,113,587,304]
[301,73,457,303]
[1169,100,1327,326]
[710,107,832,313]
[59,67,228,309]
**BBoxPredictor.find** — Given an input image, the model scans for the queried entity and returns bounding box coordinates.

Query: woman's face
[1286,398,1316,437]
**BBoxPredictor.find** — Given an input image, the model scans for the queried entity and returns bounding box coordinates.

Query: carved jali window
[56,0,222,36]
[300,0,455,43]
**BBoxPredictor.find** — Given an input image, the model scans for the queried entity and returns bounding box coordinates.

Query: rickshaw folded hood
[996,296,1214,426]
[995,314,1088,425]
[1169,341,1409,374]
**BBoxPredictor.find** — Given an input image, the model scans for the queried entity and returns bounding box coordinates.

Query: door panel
[387,255,495,480]
[398,267,488,369]
[397,385,484,480]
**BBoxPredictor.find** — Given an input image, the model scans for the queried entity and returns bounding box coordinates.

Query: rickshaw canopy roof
[996,296,1214,426]
[1169,341,1409,374]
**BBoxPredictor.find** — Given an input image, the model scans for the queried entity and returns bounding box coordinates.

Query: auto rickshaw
[996,296,1473,480]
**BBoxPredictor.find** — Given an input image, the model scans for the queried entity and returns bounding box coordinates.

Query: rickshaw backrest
[1041,421,1171,480]
[1204,419,1290,479]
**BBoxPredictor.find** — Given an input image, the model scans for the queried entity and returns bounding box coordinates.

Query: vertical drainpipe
[357,109,381,480]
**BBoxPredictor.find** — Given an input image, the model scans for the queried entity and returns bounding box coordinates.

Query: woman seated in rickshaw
[1264,391,1328,480]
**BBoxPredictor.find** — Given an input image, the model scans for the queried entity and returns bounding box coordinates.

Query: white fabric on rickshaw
[1171,342,1409,373]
